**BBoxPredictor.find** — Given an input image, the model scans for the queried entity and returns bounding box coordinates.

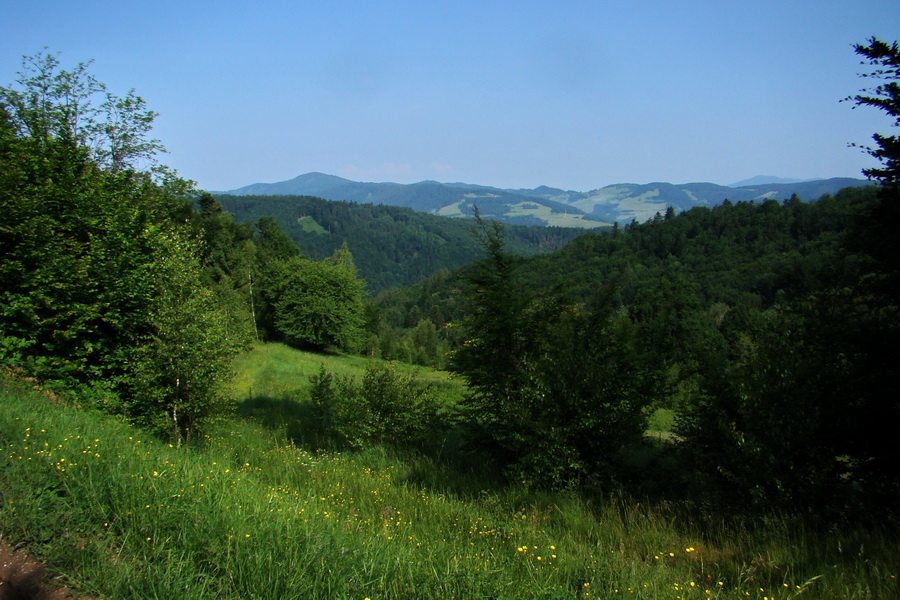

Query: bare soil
[0,539,92,600]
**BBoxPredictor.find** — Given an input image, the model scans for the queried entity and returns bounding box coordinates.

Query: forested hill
[368,179,900,505]
[221,171,870,225]
[528,177,871,223]
[215,194,586,291]
[513,186,874,304]
[374,185,882,352]
[221,173,605,228]
[416,174,900,504]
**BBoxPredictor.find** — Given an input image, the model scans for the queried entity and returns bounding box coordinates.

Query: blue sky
[3,1,899,191]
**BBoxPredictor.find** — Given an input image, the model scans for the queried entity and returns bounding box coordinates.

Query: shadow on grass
[236,395,332,449]
[235,392,509,498]
[234,389,708,511]
[237,389,698,498]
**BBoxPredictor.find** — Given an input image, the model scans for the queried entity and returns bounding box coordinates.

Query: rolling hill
[222,173,606,228]
[214,194,586,291]
[221,173,872,225]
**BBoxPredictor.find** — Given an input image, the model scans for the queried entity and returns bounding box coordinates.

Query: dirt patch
[0,539,92,600]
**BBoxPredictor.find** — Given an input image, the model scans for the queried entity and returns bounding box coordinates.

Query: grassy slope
[1,347,898,599]
[230,343,461,400]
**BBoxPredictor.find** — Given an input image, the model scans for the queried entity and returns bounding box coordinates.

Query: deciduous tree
[1,51,236,444]
[263,249,365,352]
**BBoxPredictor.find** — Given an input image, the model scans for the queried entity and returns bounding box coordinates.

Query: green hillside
[372,185,883,360]
[3,349,898,599]
[221,172,607,228]
[3,39,900,600]
[216,194,589,291]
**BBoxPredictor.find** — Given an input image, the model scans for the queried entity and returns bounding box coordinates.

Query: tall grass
[1,349,898,599]
[230,342,462,402]
[231,342,465,449]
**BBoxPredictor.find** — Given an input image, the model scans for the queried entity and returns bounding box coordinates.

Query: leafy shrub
[262,252,365,353]
[0,52,237,446]
[310,363,440,450]
[124,230,238,445]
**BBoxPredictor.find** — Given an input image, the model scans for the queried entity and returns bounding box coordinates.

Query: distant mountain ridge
[222,172,602,228]
[221,173,872,226]
[728,175,810,187]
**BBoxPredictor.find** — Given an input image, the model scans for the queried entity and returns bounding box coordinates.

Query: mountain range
[221,173,872,227]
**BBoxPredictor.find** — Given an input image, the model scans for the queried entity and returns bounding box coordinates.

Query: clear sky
[3,1,899,191]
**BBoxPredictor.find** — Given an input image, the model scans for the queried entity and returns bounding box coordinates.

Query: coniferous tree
[452,214,656,488]
[849,37,900,187]
[676,38,900,509]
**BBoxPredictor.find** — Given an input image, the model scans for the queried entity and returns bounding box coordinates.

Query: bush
[310,363,439,450]
[124,230,238,446]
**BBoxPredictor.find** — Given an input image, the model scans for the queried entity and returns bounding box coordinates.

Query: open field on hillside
[230,342,464,406]
[1,347,898,599]
[504,203,609,229]
[432,198,608,228]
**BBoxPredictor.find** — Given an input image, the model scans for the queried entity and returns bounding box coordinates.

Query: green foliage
[375,187,878,370]
[124,230,238,445]
[193,193,258,345]
[452,216,656,489]
[4,372,900,600]
[0,49,164,172]
[677,279,900,509]
[669,39,900,509]
[369,268,462,368]
[251,217,372,353]
[310,362,440,450]
[0,127,170,383]
[848,37,900,187]
[378,177,894,508]
[0,52,237,443]
[217,194,585,291]
[261,247,366,352]
[677,308,826,505]
[254,215,301,261]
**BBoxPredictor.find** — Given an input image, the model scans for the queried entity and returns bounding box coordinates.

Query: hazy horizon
[3,1,898,192]
[219,171,866,194]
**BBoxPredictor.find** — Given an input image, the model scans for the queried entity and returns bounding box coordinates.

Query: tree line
[215,193,584,292]
[367,172,897,510]
[440,38,900,511]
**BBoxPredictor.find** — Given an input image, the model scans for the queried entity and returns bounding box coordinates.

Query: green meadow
[230,343,461,401]
[1,344,897,599]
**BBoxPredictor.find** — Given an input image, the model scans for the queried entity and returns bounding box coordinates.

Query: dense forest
[0,52,372,444]
[363,38,900,508]
[221,170,870,225]
[376,189,872,344]
[406,185,899,506]
[216,193,586,291]
[221,171,605,227]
